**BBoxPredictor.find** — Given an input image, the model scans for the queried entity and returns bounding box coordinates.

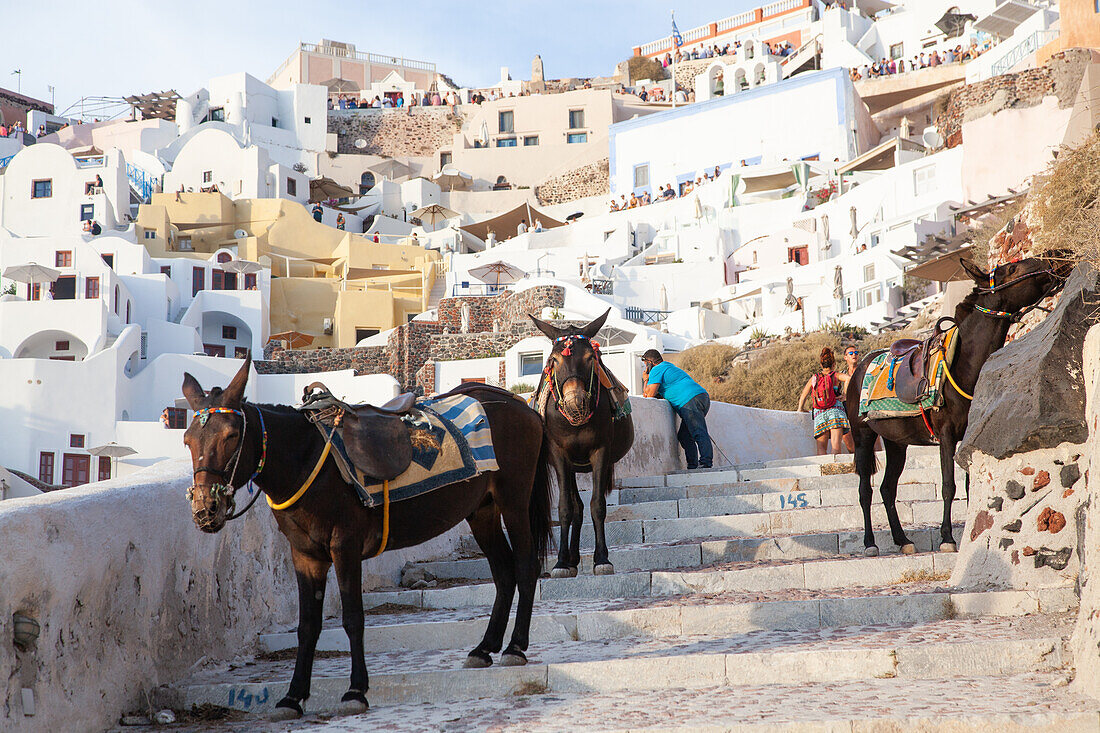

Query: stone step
[620,464,963,494]
[375,549,964,610]
[443,524,963,579]
[260,584,1076,656]
[256,674,1096,731]
[673,445,942,475]
[179,615,1070,716]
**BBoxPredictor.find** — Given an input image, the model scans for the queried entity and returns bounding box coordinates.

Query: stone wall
[671,59,712,94]
[535,157,610,206]
[328,108,460,157]
[939,49,1091,149]
[257,343,388,376]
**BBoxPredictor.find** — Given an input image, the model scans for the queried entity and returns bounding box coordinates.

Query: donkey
[846,256,1068,556]
[530,309,635,576]
[182,357,553,720]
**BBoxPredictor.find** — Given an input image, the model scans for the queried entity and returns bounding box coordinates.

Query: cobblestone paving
[184,613,1074,686]
[162,672,1095,733]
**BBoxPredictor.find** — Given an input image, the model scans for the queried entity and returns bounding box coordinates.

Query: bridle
[187,403,268,522]
[546,334,600,427]
[970,265,1061,322]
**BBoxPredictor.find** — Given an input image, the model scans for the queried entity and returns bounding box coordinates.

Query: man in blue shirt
[641,349,713,469]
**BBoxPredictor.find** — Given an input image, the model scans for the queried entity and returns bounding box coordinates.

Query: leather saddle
[885,334,941,404]
[299,383,414,481]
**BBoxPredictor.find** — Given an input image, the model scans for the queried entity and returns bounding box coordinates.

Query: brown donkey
[182,357,553,720]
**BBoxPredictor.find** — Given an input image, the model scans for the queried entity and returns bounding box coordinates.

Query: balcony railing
[588,279,614,295]
[624,307,670,323]
[0,154,13,170]
[300,43,436,73]
[989,29,1059,77]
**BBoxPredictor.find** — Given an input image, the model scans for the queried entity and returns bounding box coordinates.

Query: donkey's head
[960,255,1069,319]
[530,309,609,425]
[181,355,252,533]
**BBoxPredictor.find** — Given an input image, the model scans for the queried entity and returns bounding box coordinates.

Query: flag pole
[671,10,677,109]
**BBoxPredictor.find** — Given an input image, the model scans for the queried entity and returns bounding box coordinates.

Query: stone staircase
[172,448,1095,731]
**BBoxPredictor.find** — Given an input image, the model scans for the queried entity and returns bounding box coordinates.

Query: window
[55,251,72,267]
[80,204,94,221]
[862,286,881,307]
[126,300,131,324]
[39,452,55,484]
[788,246,808,266]
[870,231,881,249]
[519,352,543,377]
[178,237,193,251]
[633,164,649,190]
[212,270,237,290]
[29,283,40,301]
[192,267,204,296]
[304,116,311,124]
[202,170,212,184]
[160,265,171,276]
[244,273,257,290]
[164,407,187,429]
[113,286,119,314]
[568,109,585,129]
[98,456,112,482]
[523,135,539,146]
[85,277,99,299]
[287,177,297,197]
[222,325,237,340]
[101,253,114,268]
[55,340,70,351]
[567,133,587,144]
[890,42,904,60]
[217,252,232,263]
[203,344,226,357]
[498,110,514,133]
[440,152,452,166]
[140,331,148,359]
[355,328,379,342]
[144,230,157,239]
[913,165,936,196]
[461,377,487,384]
[359,171,376,195]
[496,137,517,147]
[31,179,52,198]
[234,347,249,359]
[70,434,85,448]
[207,107,225,122]
[863,263,876,282]
[271,117,279,128]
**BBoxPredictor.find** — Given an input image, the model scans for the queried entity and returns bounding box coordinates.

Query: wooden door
[62,454,90,487]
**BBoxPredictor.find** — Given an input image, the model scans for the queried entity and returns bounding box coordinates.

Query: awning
[905,247,973,282]
[742,170,797,194]
[973,0,1039,39]
[459,202,564,243]
[836,137,925,177]
[124,90,181,121]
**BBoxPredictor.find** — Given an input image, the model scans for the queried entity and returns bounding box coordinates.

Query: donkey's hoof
[464,651,493,668]
[863,546,879,557]
[270,701,303,722]
[550,566,578,578]
[500,651,528,667]
[593,563,615,576]
[337,690,369,716]
[900,543,917,555]
[940,542,958,553]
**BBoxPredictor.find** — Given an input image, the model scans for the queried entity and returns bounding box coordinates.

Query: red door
[98,456,112,482]
[62,454,90,487]
[204,344,226,357]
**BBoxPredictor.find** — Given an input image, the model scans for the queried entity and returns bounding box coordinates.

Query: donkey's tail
[854,435,879,478]
[529,431,555,564]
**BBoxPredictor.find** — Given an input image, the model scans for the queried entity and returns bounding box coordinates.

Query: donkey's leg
[331,544,369,715]
[499,502,539,666]
[273,551,330,720]
[463,502,517,668]
[939,436,960,552]
[880,439,915,553]
[853,428,879,556]
[550,455,581,577]
[590,447,614,575]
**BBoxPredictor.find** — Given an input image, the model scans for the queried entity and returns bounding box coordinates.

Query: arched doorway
[14,330,89,361]
[360,171,376,195]
[200,311,253,359]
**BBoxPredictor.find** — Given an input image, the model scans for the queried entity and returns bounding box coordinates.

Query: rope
[267,437,332,511]
[371,480,390,557]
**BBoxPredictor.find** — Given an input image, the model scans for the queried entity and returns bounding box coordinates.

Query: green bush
[509,382,536,394]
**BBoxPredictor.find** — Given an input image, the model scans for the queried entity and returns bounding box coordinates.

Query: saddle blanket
[329,394,498,507]
[858,328,958,419]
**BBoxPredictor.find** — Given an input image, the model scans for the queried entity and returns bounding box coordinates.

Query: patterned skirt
[812,406,850,438]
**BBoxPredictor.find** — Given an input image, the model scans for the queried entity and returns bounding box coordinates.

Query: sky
[2,0,758,116]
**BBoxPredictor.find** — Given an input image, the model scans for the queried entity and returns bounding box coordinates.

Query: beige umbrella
[469,261,526,288]
[88,442,137,480]
[269,331,315,349]
[4,262,60,300]
[410,203,459,231]
[433,166,472,191]
[309,177,355,203]
[221,259,263,290]
[369,158,411,181]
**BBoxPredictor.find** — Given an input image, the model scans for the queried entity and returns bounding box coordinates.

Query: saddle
[884,327,948,404]
[299,383,414,482]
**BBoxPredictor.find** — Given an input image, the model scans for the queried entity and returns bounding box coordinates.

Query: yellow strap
[267,440,332,511]
[371,480,390,557]
[942,357,973,400]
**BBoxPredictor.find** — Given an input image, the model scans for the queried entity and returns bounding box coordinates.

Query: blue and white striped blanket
[343,393,498,506]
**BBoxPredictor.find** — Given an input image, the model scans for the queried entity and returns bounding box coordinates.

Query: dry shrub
[1030,130,1100,265]
[964,196,1025,265]
[626,55,668,83]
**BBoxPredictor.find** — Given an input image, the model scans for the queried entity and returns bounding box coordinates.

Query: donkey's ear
[222,353,252,406]
[960,257,988,283]
[181,372,206,411]
[580,308,611,340]
[530,315,563,341]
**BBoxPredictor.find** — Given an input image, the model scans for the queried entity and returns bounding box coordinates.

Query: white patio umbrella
[409,204,460,232]
[3,262,60,300]
[833,265,844,300]
[659,284,669,312]
[433,166,472,192]
[221,259,263,289]
[469,261,526,288]
[87,442,137,480]
[369,158,411,181]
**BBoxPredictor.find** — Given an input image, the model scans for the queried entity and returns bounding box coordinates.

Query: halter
[546,334,600,426]
[970,266,1059,322]
[188,403,268,522]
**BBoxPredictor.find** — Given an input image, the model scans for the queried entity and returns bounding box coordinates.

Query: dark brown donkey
[182,357,552,720]
[530,310,635,577]
[846,256,1068,557]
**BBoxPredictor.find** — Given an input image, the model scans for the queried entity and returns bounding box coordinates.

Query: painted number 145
[779,493,809,509]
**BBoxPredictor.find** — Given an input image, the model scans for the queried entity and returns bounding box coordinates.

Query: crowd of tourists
[850,40,994,81]
[658,37,796,68]
[610,166,723,212]
[329,90,462,110]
